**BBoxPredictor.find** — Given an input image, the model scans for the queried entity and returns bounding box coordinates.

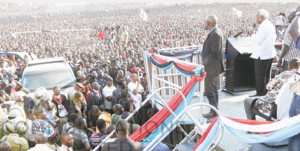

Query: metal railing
[144,103,223,151]
[92,86,188,151]
[144,50,204,101]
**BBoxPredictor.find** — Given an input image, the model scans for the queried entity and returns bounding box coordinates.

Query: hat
[76,83,84,88]
[18,91,26,97]
[3,121,15,133]
[10,91,26,102]
[7,110,21,119]
[21,88,30,94]
[45,125,57,139]
[34,87,51,101]
[8,106,24,119]
[14,118,27,133]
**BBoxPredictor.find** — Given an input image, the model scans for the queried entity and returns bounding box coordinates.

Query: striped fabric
[90,132,107,148]
[283,27,300,61]
[194,115,300,151]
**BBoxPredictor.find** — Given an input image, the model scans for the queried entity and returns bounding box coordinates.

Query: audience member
[102,119,142,151]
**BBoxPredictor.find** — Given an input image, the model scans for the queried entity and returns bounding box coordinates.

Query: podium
[224,37,256,93]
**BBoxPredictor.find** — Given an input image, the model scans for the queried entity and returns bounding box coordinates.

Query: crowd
[0,2,298,151]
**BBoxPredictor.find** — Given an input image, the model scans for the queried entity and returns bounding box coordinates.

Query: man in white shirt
[120,27,129,47]
[248,9,276,97]
[275,13,285,29]
[28,133,53,151]
[128,74,144,109]
[102,76,116,114]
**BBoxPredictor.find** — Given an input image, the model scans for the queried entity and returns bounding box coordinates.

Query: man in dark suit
[102,119,143,151]
[87,82,103,111]
[52,86,69,133]
[201,15,224,118]
[112,79,127,106]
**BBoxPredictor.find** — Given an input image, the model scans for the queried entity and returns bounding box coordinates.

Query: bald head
[205,14,218,30]
[35,132,48,144]
[130,74,138,82]
[0,141,11,151]
[92,82,99,90]
[256,9,269,24]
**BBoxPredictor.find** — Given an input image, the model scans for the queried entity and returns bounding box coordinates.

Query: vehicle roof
[27,57,65,65]
[24,57,71,74]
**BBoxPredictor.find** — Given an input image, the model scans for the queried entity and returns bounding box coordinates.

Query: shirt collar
[208,27,216,34]
[61,144,72,150]
[260,19,269,26]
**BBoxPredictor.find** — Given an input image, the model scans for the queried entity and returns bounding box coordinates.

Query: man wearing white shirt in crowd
[128,74,144,109]
[248,9,276,97]
[28,133,53,151]
[275,13,285,29]
[102,76,116,114]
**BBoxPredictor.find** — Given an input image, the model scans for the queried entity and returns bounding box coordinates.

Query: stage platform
[154,90,288,151]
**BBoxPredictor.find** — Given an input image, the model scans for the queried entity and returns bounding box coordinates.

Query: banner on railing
[194,115,300,151]
[130,50,206,143]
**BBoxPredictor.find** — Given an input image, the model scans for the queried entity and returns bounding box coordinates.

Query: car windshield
[23,70,75,92]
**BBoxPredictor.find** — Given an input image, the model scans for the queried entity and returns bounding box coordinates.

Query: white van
[20,57,76,95]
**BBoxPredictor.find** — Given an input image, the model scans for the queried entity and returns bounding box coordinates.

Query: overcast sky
[0,0,299,3]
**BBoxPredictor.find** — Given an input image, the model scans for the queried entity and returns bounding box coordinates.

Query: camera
[111,58,118,65]
[97,61,107,68]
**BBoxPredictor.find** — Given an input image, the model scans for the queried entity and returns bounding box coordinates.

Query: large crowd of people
[0,2,299,151]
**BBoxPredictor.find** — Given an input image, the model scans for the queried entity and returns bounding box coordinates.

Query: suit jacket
[112,87,124,106]
[201,28,225,75]
[24,97,34,111]
[87,89,103,110]
[102,138,143,151]
[68,101,79,115]
[51,94,69,117]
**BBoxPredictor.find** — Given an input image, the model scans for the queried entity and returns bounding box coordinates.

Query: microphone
[234,31,243,38]
[252,23,256,31]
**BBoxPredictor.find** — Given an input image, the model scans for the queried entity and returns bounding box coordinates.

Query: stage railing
[144,46,204,102]
[144,103,223,151]
[92,86,188,151]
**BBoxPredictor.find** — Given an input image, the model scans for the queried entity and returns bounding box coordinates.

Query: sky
[0,0,299,3]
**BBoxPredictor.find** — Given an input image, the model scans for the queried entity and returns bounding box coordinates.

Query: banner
[194,115,300,151]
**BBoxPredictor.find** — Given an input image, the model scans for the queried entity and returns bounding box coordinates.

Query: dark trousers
[254,58,273,95]
[28,141,35,148]
[204,74,219,113]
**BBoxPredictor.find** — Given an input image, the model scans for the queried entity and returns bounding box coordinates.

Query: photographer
[96,69,106,89]
[108,58,121,80]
